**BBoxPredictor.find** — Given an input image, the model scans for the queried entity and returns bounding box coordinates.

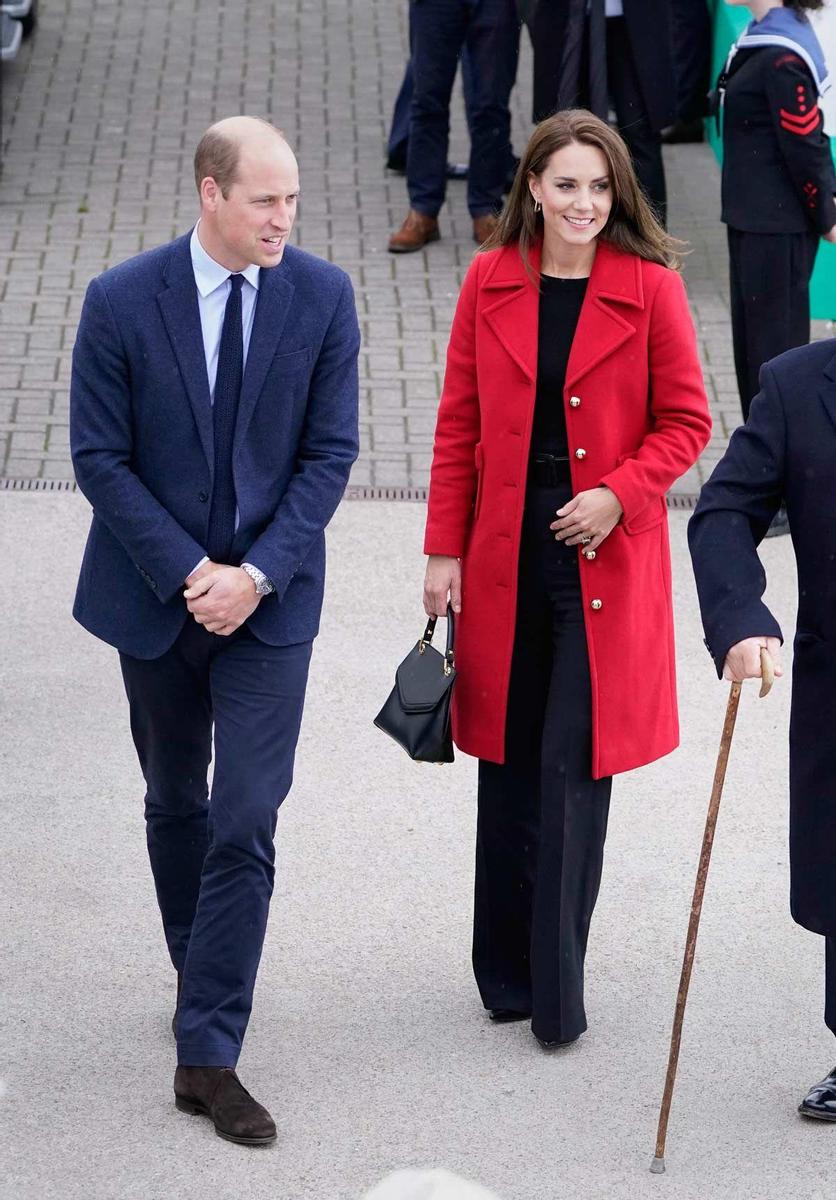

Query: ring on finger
[579,535,592,545]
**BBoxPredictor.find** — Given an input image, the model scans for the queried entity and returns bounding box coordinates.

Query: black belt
[529,452,571,488]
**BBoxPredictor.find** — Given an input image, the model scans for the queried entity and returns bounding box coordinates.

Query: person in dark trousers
[386,55,471,178]
[689,336,836,1122]
[718,0,836,428]
[388,0,521,253]
[422,111,710,1047]
[526,0,676,223]
[662,0,712,142]
[70,117,360,1144]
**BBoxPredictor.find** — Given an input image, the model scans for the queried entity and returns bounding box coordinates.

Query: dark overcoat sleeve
[687,361,786,677]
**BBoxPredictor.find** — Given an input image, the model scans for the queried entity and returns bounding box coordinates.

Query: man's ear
[200,177,220,211]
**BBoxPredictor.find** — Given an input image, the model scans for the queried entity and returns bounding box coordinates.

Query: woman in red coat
[423,110,711,1047]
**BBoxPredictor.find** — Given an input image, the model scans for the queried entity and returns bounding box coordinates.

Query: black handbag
[374,608,457,763]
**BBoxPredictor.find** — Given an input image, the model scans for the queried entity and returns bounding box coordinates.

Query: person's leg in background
[606,15,667,225]
[728,228,818,424]
[462,0,520,242]
[389,0,468,252]
[663,0,711,141]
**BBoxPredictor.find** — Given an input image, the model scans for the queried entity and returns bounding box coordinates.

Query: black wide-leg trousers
[473,479,613,1044]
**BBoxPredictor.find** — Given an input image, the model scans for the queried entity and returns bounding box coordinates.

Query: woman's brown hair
[481,109,684,273]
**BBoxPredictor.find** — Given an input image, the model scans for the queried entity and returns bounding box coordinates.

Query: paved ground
[3,491,835,1200]
[4,5,836,1200]
[2,0,829,492]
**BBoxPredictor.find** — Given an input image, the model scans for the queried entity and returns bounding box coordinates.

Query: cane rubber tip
[650,1157,666,1175]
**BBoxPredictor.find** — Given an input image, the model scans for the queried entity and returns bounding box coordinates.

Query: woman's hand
[550,486,623,550]
[423,555,462,618]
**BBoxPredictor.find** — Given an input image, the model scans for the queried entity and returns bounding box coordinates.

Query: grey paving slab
[5,1,832,493]
[2,490,835,1200]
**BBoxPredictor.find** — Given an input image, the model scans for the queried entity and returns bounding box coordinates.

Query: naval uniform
[719,36,836,420]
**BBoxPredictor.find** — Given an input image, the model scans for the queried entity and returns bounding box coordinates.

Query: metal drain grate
[1,477,79,492]
[345,484,428,502]
[0,476,702,509]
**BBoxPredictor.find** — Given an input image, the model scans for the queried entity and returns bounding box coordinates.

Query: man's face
[201,140,300,271]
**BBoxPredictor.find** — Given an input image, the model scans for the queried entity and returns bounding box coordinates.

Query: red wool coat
[424,239,711,778]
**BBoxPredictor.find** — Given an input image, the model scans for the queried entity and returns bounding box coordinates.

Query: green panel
[706,0,836,318]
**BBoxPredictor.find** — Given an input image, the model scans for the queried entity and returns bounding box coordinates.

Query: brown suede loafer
[388,210,440,254]
[174,1066,277,1145]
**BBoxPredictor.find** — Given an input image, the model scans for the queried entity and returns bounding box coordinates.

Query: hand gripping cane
[650,646,775,1174]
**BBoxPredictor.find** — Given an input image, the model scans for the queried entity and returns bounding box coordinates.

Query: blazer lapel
[819,350,836,436]
[234,261,296,452]
[157,236,214,477]
[482,242,541,383]
[565,240,643,389]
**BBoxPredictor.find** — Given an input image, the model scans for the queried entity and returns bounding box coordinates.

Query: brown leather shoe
[472,214,498,246]
[174,1066,277,1145]
[388,210,440,254]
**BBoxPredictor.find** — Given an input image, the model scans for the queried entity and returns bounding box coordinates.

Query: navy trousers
[119,619,312,1067]
[474,478,613,1044]
[407,0,519,217]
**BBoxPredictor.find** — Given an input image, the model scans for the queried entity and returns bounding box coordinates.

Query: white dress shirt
[186,225,272,590]
[190,222,260,398]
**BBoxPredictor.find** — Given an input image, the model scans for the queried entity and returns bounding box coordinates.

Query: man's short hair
[193,119,286,198]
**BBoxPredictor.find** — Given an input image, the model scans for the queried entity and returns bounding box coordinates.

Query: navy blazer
[688,339,836,933]
[71,234,360,659]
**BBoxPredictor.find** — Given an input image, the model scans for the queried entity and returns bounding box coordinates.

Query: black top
[721,46,836,235]
[531,274,588,457]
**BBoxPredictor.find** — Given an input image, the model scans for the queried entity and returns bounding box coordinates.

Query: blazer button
[575,448,587,460]
[583,548,596,561]
[198,491,209,502]
[569,396,581,408]
[590,598,603,611]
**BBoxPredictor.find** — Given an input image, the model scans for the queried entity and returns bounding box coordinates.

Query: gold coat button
[569,396,581,408]
[575,448,587,460]
[583,549,596,561]
[590,598,603,610]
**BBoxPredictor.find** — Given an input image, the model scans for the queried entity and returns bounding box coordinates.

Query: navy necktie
[206,273,244,563]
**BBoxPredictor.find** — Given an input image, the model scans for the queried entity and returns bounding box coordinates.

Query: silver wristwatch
[241,562,275,595]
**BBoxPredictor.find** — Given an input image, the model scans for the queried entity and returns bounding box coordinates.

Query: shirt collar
[190,222,261,297]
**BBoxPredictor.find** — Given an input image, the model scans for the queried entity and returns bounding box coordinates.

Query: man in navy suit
[689,340,836,1122]
[70,116,360,1145]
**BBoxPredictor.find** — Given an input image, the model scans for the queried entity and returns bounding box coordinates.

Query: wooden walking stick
[650,647,775,1175]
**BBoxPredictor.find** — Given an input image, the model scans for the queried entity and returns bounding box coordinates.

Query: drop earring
[534,199,542,213]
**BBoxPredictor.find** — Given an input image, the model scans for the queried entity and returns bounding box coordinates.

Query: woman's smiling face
[529,141,613,252]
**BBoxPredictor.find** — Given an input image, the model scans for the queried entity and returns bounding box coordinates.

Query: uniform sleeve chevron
[779,106,822,136]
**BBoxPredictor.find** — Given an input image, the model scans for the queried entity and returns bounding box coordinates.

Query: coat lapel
[157,235,214,477]
[481,239,643,387]
[234,260,296,452]
[819,350,836,436]
[565,240,643,389]
[481,242,541,383]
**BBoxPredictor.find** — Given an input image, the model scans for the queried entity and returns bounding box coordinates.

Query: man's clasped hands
[183,563,262,637]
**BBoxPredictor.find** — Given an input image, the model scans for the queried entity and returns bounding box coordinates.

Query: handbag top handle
[420,606,455,675]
